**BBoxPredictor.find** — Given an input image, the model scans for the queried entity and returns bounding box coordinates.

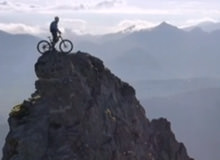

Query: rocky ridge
[2,51,193,160]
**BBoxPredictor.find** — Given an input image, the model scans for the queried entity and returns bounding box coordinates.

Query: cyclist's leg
[51,31,58,48]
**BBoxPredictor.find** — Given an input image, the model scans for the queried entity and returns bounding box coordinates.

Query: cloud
[180,17,219,28]
[187,17,218,24]
[95,0,124,9]
[1,0,220,35]
[52,4,86,11]
[52,0,125,10]
[0,23,46,35]
[0,0,126,13]
[61,18,88,34]
[115,20,158,32]
[0,19,89,35]
[1,0,220,17]
[0,1,11,11]
[0,1,7,5]
[0,1,42,13]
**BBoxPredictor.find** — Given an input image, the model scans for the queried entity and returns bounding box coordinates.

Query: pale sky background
[0,0,220,35]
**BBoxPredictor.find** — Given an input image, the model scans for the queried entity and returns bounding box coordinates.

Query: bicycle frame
[48,34,62,45]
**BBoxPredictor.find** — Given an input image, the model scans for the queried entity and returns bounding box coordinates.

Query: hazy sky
[0,0,220,34]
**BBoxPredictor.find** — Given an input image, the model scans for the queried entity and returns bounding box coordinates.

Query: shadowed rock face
[2,51,193,160]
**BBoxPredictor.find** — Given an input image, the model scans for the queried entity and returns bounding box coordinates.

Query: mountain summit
[2,51,193,160]
[152,22,181,33]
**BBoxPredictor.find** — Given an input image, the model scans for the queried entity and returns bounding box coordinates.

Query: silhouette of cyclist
[50,16,61,47]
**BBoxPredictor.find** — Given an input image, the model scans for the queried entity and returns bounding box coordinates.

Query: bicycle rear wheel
[37,40,51,54]
[59,39,73,54]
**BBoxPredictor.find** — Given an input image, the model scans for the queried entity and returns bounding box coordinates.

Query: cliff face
[2,51,193,160]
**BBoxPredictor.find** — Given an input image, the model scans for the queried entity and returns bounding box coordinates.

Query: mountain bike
[37,35,73,54]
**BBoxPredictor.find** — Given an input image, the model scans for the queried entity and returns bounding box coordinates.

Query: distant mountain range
[74,22,220,81]
[183,21,220,32]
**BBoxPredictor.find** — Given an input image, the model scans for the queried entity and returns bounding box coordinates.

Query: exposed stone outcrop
[2,51,193,160]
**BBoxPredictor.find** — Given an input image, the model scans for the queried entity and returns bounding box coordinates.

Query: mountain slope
[2,51,193,160]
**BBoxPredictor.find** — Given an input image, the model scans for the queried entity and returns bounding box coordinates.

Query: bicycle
[37,35,73,54]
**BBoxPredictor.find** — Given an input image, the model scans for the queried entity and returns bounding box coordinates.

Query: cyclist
[50,16,61,47]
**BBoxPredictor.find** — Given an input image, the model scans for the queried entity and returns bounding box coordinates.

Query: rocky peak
[2,51,193,160]
[153,21,181,33]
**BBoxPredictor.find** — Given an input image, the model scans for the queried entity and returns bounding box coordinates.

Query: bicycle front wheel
[59,39,73,54]
[37,40,51,54]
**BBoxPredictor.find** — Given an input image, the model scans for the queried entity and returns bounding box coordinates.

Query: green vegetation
[10,103,29,119]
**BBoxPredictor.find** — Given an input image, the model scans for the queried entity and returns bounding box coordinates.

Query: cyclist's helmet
[55,16,59,21]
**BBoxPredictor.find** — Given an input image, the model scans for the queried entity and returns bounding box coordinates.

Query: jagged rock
[2,51,194,160]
